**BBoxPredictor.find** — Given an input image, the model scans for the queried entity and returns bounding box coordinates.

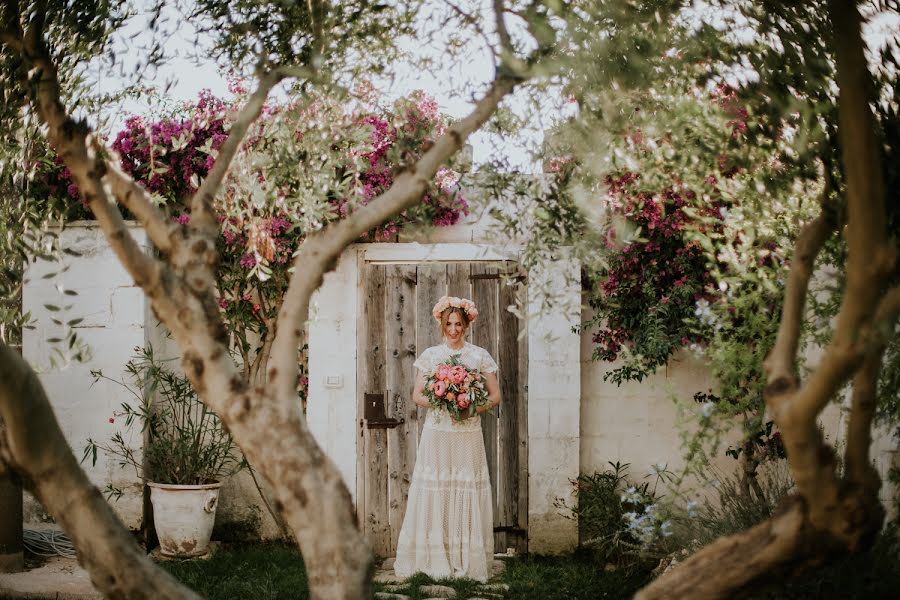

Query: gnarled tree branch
[7,6,165,296]
[763,188,835,386]
[266,74,518,402]
[189,66,284,240]
[0,343,199,600]
[844,347,883,487]
[102,141,178,255]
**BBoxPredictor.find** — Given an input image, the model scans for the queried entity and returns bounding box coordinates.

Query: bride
[393,295,502,582]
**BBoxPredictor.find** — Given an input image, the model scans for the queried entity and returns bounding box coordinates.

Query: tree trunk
[637,0,894,597]
[0,343,199,600]
[227,398,373,597]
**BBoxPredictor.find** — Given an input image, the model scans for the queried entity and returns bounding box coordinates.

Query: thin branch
[844,286,900,485]
[266,74,519,403]
[102,140,178,255]
[273,64,320,80]
[874,284,900,324]
[307,0,325,56]
[763,203,835,386]
[447,1,499,59]
[844,347,883,486]
[189,67,284,239]
[17,5,162,293]
[493,0,514,55]
[246,462,291,540]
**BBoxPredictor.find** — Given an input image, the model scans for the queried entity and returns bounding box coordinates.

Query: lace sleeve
[480,348,499,374]
[413,347,432,373]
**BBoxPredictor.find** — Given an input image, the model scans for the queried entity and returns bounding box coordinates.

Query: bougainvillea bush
[539,75,811,473]
[31,85,468,401]
[584,173,722,385]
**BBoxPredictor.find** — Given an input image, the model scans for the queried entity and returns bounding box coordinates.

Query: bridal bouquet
[424,355,489,419]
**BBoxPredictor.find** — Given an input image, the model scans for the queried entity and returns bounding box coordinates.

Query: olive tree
[534,0,898,597]
[0,1,555,597]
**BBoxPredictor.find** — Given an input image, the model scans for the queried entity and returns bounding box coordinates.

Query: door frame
[305,242,582,555]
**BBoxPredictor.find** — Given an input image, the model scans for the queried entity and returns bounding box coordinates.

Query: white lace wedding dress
[394,341,497,582]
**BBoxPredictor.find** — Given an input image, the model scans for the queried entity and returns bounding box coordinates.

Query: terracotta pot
[148,481,222,557]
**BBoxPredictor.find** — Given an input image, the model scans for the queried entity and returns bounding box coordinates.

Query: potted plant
[84,345,244,557]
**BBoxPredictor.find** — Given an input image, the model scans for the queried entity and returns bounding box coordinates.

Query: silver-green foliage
[83,344,244,494]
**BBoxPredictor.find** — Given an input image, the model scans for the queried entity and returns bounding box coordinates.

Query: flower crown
[432,295,478,323]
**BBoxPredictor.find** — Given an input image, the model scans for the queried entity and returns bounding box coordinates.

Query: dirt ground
[0,556,101,600]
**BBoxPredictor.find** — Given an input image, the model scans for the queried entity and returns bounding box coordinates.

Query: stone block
[419,585,456,597]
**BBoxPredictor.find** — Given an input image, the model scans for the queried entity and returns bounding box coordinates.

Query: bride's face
[443,311,465,343]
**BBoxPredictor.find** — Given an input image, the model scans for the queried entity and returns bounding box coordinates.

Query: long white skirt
[394,409,494,582]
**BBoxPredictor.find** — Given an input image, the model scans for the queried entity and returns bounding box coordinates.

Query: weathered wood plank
[362,263,391,557]
[515,278,529,554]
[415,264,444,442]
[356,253,366,529]
[471,262,501,548]
[446,262,470,299]
[385,264,417,554]
[498,269,521,552]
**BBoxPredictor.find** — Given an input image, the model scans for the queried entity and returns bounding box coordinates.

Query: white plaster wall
[580,341,722,483]
[526,256,581,554]
[22,223,146,528]
[578,301,887,511]
[306,248,360,502]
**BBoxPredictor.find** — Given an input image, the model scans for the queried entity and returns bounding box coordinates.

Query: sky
[90,2,899,176]
[91,1,549,173]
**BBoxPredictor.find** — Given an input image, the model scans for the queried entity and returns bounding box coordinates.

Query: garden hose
[22,528,78,558]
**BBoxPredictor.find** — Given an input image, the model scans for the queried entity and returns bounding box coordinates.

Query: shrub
[557,461,670,569]
[83,345,244,496]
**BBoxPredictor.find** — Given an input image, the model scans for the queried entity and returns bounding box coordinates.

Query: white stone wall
[526,257,581,554]
[578,300,878,510]
[21,220,897,551]
[23,223,147,528]
[306,249,360,503]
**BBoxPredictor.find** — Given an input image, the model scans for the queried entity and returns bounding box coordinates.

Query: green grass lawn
[158,537,900,600]
[159,544,651,599]
[12,537,899,599]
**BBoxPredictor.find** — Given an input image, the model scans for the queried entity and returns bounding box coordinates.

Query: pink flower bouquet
[423,355,489,419]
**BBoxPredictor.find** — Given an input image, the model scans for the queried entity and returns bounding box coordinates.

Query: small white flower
[702,401,715,418]
[660,520,673,537]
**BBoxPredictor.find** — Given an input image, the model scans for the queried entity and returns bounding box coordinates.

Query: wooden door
[358,260,528,557]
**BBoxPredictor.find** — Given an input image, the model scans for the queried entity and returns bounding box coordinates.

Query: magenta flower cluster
[589,172,720,373]
[111,91,228,202]
[332,91,469,240]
